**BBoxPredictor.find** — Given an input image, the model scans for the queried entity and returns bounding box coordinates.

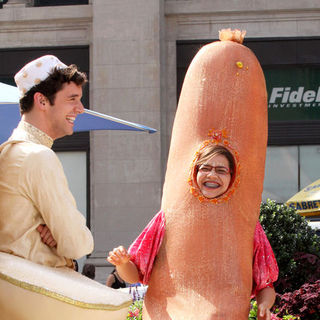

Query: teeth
[204,182,220,188]
[66,116,75,123]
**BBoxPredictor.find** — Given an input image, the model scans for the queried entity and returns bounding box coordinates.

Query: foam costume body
[142,30,268,319]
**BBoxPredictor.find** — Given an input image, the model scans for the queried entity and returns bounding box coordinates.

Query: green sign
[265,66,320,121]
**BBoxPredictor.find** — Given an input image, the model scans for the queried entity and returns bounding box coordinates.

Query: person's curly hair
[19,64,87,114]
[82,263,95,280]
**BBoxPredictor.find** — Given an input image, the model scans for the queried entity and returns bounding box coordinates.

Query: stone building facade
[0,0,319,282]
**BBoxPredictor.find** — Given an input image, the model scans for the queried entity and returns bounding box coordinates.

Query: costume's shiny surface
[0,121,93,267]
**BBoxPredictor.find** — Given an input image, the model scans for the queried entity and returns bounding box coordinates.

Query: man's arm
[23,148,93,259]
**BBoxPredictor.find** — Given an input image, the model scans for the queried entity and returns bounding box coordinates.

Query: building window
[33,0,88,6]
[0,0,8,9]
[262,145,320,202]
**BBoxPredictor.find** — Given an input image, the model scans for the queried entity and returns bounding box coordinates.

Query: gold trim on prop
[0,272,132,311]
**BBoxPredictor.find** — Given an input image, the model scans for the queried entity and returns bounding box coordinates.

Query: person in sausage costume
[108,29,279,320]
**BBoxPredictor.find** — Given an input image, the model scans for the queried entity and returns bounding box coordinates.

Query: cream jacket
[0,121,94,268]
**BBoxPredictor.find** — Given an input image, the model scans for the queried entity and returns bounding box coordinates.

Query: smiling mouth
[203,182,220,188]
[66,116,76,124]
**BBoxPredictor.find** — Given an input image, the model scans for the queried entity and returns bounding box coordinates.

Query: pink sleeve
[128,210,165,285]
[252,221,279,297]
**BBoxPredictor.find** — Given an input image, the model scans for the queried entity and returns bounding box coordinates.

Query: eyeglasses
[198,164,231,176]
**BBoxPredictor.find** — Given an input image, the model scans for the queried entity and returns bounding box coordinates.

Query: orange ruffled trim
[188,128,240,204]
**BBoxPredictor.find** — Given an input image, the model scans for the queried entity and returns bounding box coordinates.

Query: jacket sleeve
[252,221,279,297]
[21,148,94,259]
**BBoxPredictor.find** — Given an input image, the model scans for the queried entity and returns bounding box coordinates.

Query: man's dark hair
[82,263,95,280]
[19,64,87,114]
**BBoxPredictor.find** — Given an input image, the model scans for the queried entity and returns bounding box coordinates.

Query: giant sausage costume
[143,29,268,319]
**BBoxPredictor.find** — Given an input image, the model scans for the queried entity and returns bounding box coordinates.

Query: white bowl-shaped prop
[0,252,131,320]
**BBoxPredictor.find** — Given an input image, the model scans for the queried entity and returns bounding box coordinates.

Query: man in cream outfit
[0,55,93,268]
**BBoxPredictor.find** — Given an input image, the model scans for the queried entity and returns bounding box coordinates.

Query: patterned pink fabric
[252,221,279,296]
[129,211,279,295]
[128,210,165,284]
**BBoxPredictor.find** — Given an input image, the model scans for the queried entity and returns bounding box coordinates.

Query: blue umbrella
[0,83,157,143]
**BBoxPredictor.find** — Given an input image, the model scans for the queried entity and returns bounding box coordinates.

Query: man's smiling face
[45,81,84,140]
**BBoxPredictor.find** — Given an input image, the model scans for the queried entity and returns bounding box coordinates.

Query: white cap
[14,55,67,98]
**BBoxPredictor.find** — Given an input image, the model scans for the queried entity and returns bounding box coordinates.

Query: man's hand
[36,224,57,248]
[107,246,131,266]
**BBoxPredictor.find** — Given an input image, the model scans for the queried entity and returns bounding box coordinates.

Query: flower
[127,299,143,320]
[128,308,140,319]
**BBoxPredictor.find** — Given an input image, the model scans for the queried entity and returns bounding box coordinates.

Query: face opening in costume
[196,147,233,199]
[188,129,240,204]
